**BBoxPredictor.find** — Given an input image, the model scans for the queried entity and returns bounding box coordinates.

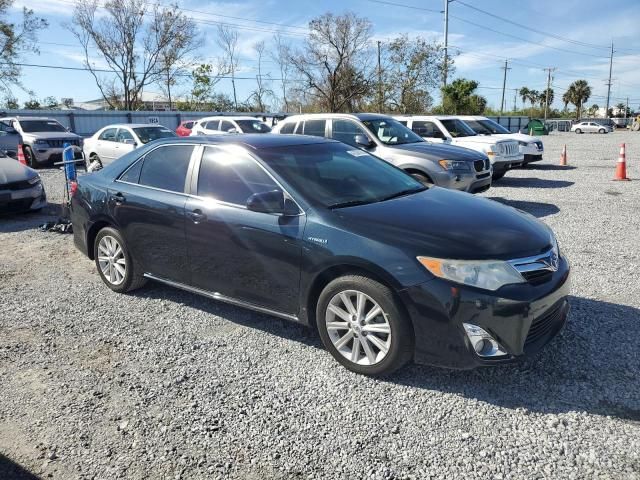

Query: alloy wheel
[325,290,391,366]
[97,235,126,285]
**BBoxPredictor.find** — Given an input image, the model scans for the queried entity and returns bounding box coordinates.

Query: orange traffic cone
[560,145,567,166]
[613,143,630,181]
[17,143,27,166]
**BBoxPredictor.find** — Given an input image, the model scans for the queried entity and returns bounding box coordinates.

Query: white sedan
[84,124,177,169]
[190,116,271,135]
[570,121,612,134]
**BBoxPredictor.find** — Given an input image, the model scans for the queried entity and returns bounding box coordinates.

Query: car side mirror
[246,190,285,215]
[122,139,136,146]
[355,134,374,148]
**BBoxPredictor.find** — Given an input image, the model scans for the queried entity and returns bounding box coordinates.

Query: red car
[176,120,195,137]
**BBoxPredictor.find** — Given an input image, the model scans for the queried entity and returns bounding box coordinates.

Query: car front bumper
[0,182,47,214]
[31,145,83,164]
[432,169,492,194]
[399,255,571,369]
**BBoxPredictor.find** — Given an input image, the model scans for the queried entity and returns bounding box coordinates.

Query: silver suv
[272,113,492,193]
[0,117,83,167]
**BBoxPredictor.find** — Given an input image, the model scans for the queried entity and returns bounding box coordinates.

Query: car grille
[44,138,82,148]
[509,247,559,286]
[498,141,519,157]
[524,302,564,349]
[1,179,34,191]
[0,198,34,214]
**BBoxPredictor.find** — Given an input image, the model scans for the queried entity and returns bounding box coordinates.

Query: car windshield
[465,119,511,135]
[440,119,477,137]
[235,120,271,133]
[132,127,177,144]
[259,142,426,209]
[19,120,67,133]
[361,118,424,145]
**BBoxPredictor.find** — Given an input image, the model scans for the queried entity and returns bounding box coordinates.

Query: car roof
[197,116,264,122]
[99,123,168,129]
[153,134,337,149]
[1,116,62,121]
[281,113,395,122]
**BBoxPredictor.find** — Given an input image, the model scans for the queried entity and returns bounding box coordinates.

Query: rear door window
[197,147,279,206]
[411,121,440,138]
[331,119,369,147]
[279,122,296,134]
[302,119,327,138]
[136,145,195,193]
[204,120,219,130]
[99,128,117,141]
[220,120,234,132]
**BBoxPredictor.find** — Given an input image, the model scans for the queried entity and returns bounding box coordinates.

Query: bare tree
[289,12,373,112]
[155,13,199,110]
[68,0,197,110]
[0,0,48,95]
[247,41,273,112]
[271,32,292,112]
[216,25,239,110]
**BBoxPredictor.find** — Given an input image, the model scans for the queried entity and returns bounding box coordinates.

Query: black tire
[87,154,103,172]
[316,275,414,376]
[94,227,147,293]
[409,172,434,186]
[575,128,582,134]
[492,170,506,181]
[598,128,605,134]
[24,146,36,168]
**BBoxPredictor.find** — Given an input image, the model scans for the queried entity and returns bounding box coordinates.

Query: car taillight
[69,180,79,197]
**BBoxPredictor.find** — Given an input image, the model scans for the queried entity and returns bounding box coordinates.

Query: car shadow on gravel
[132,282,323,350]
[495,177,575,189]
[525,164,577,171]
[392,295,640,422]
[488,197,560,218]
[0,203,64,234]
[0,453,40,480]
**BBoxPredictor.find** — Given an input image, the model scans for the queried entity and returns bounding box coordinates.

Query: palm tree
[615,102,626,117]
[562,90,572,112]
[540,88,554,108]
[519,87,530,110]
[566,80,591,119]
[525,89,539,115]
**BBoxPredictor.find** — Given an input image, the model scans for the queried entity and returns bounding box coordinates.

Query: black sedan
[70,135,570,375]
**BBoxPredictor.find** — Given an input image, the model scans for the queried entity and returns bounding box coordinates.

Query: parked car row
[70,134,570,375]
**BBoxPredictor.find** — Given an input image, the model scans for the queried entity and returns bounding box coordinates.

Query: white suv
[394,115,523,180]
[190,116,271,135]
[457,116,544,165]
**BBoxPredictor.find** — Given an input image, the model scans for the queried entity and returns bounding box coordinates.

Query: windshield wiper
[378,186,427,202]
[329,199,379,209]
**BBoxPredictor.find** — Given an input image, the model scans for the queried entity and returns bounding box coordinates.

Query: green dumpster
[525,118,549,136]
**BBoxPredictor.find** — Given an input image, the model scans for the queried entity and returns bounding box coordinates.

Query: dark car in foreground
[70,135,570,375]
[0,151,47,214]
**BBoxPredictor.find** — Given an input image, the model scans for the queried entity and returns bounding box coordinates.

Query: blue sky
[8,0,640,110]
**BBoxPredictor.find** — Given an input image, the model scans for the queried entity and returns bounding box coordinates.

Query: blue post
[63,142,76,182]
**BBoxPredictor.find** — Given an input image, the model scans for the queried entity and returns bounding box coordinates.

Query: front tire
[24,146,36,168]
[316,275,414,376]
[87,154,103,172]
[599,128,606,134]
[94,227,146,293]
[409,172,434,186]
[575,128,582,134]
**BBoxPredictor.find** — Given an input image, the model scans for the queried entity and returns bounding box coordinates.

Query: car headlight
[34,139,48,146]
[438,159,471,171]
[417,256,525,291]
[27,176,41,185]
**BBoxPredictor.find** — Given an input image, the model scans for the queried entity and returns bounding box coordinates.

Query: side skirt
[143,273,300,323]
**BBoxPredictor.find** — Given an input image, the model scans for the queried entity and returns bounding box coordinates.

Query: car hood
[391,142,486,161]
[332,187,552,260]
[451,135,505,146]
[0,157,37,184]
[23,131,82,139]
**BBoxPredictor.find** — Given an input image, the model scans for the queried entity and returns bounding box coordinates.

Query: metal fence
[2,109,536,136]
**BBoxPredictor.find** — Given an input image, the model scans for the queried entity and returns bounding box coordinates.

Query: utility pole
[605,41,614,118]
[513,88,518,112]
[500,60,510,114]
[543,67,555,121]
[625,96,629,121]
[443,0,451,87]
[377,40,383,112]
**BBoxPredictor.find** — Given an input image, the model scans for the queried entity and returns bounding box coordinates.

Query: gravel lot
[1,131,639,480]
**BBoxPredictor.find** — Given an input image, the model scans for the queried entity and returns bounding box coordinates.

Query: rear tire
[87,154,103,172]
[598,128,605,134]
[316,275,414,376]
[575,128,582,134]
[94,227,146,293]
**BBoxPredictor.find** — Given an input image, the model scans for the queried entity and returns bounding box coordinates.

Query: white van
[457,116,544,165]
[394,115,523,180]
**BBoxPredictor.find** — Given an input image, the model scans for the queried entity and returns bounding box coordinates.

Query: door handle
[187,209,206,222]
[110,192,126,204]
